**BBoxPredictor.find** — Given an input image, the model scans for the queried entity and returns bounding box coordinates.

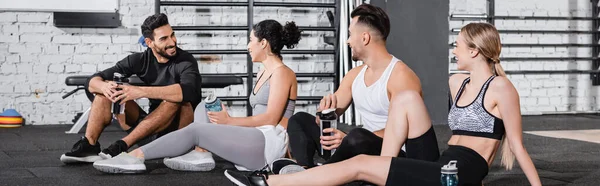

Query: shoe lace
[250,164,270,180]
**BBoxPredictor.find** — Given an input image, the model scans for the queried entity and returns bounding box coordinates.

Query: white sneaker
[93,152,146,174]
[163,150,215,171]
[270,158,305,174]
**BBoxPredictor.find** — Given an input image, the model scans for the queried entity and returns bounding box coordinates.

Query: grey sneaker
[163,150,216,171]
[93,152,146,174]
[270,158,305,174]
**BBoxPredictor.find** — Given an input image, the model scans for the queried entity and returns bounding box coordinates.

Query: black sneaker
[99,140,128,159]
[60,136,102,163]
[270,158,305,175]
[224,169,270,186]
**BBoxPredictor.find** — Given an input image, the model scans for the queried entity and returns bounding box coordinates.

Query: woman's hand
[207,103,231,124]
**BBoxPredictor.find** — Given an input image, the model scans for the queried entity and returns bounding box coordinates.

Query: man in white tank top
[286,4,436,169]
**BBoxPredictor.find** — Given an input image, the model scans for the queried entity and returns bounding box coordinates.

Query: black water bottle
[318,108,338,159]
[112,73,125,115]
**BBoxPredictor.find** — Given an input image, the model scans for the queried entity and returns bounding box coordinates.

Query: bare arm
[87,54,140,99]
[494,77,541,186]
[225,68,295,127]
[380,61,423,156]
[140,84,184,102]
[387,61,422,99]
[330,65,364,116]
[115,60,201,104]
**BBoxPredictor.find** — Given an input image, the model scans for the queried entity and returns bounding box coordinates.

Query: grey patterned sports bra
[448,76,505,140]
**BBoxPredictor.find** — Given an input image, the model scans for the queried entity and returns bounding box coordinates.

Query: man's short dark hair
[350,4,390,41]
[141,13,170,40]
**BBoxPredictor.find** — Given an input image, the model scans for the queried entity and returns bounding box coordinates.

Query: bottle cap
[204,93,217,104]
[113,73,123,82]
[441,160,458,174]
[318,108,337,120]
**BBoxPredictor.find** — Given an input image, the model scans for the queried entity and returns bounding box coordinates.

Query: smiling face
[247,30,268,62]
[346,16,368,62]
[146,24,178,59]
[452,32,475,71]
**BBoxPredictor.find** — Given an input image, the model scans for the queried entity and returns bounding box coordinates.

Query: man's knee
[290,112,313,123]
[343,128,372,148]
[287,112,312,131]
[178,103,194,128]
[92,94,112,105]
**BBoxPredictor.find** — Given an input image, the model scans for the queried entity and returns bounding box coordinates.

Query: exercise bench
[62,75,243,134]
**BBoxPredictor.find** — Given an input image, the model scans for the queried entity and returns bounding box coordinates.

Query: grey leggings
[140,102,267,170]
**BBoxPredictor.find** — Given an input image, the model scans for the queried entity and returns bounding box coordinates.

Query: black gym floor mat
[1,114,599,186]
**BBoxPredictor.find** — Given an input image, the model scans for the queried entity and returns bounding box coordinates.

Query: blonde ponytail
[461,23,513,170]
[492,59,505,76]
[500,136,515,170]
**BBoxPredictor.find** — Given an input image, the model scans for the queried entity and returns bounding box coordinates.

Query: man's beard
[156,44,178,59]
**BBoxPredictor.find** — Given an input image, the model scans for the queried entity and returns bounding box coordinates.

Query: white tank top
[351,56,398,132]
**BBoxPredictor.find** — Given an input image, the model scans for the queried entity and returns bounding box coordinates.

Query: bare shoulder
[346,64,366,78]
[488,76,516,94]
[393,60,420,81]
[272,65,297,81]
[388,60,421,92]
[338,64,366,84]
[392,60,417,75]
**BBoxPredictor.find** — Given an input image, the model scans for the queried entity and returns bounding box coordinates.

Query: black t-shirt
[86,47,202,111]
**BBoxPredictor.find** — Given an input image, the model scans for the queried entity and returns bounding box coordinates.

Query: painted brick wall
[449,0,600,115]
[5,0,598,124]
[0,0,335,124]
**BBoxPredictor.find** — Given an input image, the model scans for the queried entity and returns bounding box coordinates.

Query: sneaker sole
[224,170,248,186]
[163,158,215,172]
[279,165,306,174]
[93,163,146,174]
[60,154,102,163]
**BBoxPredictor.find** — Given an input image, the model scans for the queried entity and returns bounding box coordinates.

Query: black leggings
[385,145,489,186]
[287,112,405,168]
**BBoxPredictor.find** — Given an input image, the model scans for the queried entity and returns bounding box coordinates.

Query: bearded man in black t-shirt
[60,13,202,163]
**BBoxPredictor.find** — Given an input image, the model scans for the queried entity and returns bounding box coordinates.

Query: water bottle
[112,73,125,115]
[204,93,223,112]
[441,160,459,186]
[318,108,338,159]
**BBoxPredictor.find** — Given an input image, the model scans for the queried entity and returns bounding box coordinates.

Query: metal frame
[486,0,494,25]
[157,0,341,115]
[593,0,600,85]
[200,73,335,78]
[451,56,600,62]
[186,49,335,55]
[450,43,600,47]
[451,28,600,34]
[448,0,600,80]
[451,14,600,21]
[450,70,600,75]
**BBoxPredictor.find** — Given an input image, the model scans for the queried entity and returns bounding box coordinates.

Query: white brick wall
[0,0,335,124]
[450,0,600,114]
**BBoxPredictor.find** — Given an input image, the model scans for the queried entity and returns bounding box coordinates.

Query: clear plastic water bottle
[112,73,125,115]
[204,94,222,112]
[441,160,459,186]
[318,108,338,158]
